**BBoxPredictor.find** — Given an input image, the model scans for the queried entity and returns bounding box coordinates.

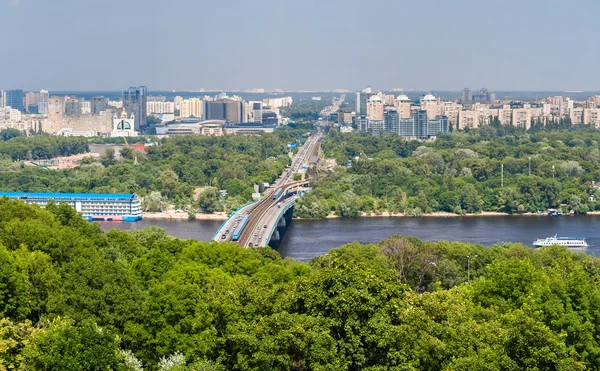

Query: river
[96,215,600,262]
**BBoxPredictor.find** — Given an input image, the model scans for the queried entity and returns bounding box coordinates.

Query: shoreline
[144,210,597,222]
[296,211,588,220]
[143,212,228,221]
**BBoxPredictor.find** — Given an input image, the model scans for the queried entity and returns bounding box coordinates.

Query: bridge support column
[277,217,287,228]
[270,230,280,243]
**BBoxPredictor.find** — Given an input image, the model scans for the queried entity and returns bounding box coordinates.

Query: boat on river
[533,235,588,248]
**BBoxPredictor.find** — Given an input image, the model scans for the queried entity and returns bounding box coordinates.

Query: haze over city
[2,0,599,91]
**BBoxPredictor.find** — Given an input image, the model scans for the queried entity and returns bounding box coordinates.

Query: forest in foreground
[2,198,600,370]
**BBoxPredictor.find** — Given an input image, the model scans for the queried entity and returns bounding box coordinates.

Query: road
[213,131,322,246]
[238,133,321,247]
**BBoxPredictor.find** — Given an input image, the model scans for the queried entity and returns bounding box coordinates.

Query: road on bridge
[213,131,322,246]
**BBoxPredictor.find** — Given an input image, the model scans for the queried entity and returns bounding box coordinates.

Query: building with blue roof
[0,192,142,222]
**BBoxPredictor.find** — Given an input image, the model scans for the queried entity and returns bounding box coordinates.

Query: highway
[213,131,321,246]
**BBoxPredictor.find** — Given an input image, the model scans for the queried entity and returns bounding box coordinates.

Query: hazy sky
[1,0,598,91]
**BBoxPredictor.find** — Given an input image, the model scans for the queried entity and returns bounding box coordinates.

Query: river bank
[143,212,228,221]
[144,209,592,221]
[294,211,543,220]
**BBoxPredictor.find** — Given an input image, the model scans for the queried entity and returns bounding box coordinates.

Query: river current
[96,215,600,262]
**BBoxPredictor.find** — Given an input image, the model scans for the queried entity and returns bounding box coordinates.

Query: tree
[143,191,166,212]
[100,148,116,167]
[120,146,134,160]
[197,187,221,214]
[23,319,124,370]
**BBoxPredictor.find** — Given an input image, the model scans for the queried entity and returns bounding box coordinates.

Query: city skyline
[2,0,600,91]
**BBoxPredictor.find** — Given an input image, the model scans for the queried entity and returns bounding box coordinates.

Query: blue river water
[96,215,600,262]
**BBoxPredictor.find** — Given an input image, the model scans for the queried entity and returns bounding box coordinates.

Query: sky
[1,0,599,92]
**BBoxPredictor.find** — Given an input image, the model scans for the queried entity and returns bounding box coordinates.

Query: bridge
[212,132,321,248]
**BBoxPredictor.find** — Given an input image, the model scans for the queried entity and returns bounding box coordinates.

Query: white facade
[179,98,203,118]
[262,97,293,108]
[80,101,91,115]
[147,101,175,114]
[111,110,138,137]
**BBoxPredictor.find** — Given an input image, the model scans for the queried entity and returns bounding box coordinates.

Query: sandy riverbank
[145,210,585,221]
[296,211,548,220]
[143,212,228,221]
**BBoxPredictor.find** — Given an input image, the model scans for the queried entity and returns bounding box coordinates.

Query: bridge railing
[262,197,296,247]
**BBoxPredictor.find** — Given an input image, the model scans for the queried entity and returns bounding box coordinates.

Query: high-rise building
[179,98,203,118]
[80,101,92,115]
[26,92,37,108]
[122,86,147,130]
[205,99,244,124]
[511,108,531,129]
[23,90,49,113]
[247,101,263,122]
[366,109,449,139]
[394,94,412,118]
[461,88,472,104]
[48,96,64,118]
[366,96,384,120]
[2,90,24,112]
[147,101,175,114]
[64,96,81,116]
[458,110,480,129]
[420,93,440,119]
[91,96,109,114]
[356,87,375,118]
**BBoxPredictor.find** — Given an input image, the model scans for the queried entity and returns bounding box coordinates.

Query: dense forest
[2,199,600,369]
[296,125,600,218]
[0,129,306,213]
[0,133,89,161]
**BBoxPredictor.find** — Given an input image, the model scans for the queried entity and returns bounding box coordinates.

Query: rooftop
[0,192,136,199]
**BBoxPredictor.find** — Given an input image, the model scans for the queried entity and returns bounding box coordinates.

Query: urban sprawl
[1,86,600,140]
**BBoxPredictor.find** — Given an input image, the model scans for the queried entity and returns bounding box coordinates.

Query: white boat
[533,235,588,248]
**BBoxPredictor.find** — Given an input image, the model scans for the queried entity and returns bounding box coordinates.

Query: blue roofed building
[0,192,143,222]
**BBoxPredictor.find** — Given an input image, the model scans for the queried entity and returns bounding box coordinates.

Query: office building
[0,192,142,222]
[122,86,147,130]
[204,99,244,124]
[2,90,24,112]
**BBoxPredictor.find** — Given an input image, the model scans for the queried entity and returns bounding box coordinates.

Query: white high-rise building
[147,101,175,114]
[179,98,203,118]
[80,101,92,115]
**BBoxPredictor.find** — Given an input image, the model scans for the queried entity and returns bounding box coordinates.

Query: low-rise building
[0,192,142,221]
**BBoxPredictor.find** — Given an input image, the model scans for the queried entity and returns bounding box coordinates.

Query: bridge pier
[270,230,280,243]
[268,206,295,250]
[277,218,287,228]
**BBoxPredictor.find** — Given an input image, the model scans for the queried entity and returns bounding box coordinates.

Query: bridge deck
[212,132,321,247]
